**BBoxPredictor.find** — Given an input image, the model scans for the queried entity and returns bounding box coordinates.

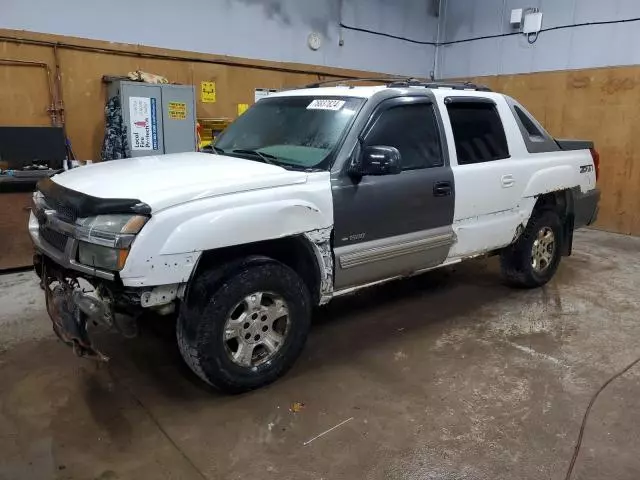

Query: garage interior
[1,1,640,479]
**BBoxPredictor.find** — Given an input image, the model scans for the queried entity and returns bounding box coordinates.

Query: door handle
[501,174,515,188]
[433,181,452,197]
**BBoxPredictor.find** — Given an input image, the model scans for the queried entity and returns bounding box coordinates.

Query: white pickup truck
[30,80,600,392]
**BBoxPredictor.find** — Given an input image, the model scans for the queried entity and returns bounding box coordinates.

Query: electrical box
[510,8,523,27]
[523,11,543,34]
[106,81,197,158]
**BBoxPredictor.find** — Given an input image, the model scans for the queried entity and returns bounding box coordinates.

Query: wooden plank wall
[468,67,640,236]
[0,42,54,127]
[0,30,365,162]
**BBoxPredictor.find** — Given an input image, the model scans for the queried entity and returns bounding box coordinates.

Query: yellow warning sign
[237,103,250,116]
[168,102,187,120]
[201,81,216,103]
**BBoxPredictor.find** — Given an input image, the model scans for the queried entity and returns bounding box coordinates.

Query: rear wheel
[500,209,563,288]
[177,259,311,393]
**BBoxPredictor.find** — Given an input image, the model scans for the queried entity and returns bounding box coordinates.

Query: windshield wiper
[211,145,225,154]
[231,149,279,165]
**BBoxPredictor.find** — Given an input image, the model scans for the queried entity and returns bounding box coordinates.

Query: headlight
[74,214,149,270]
[78,242,129,271]
[75,214,148,248]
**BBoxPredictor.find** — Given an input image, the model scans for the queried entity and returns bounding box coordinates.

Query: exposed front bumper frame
[38,256,110,361]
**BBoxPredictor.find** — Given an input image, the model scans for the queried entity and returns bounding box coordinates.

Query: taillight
[590,147,600,182]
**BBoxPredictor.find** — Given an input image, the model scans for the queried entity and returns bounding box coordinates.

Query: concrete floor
[1,229,639,480]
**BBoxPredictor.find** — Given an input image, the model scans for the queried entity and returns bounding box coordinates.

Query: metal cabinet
[107,81,197,158]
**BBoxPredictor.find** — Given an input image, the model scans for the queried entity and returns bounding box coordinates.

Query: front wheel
[177,259,311,393]
[500,209,563,288]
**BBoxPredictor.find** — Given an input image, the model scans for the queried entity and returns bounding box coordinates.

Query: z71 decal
[580,165,594,173]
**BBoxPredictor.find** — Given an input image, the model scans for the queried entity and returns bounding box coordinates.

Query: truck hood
[52,152,309,212]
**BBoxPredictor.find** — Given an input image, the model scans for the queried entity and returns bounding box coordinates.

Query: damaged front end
[29,178,156,361]
[36,255,141,361]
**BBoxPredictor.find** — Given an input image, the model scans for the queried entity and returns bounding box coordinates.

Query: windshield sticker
[307,99,346,111]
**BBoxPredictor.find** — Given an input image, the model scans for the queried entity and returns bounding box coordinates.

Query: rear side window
[514,105,544,140]
[446,102,509,165]
[365,103,443,170]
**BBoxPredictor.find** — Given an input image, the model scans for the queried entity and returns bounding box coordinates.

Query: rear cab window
[445,99,509,165]
[514,105,545,141]
[505,97,559,153]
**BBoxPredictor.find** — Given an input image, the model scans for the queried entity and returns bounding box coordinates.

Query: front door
[332,97,455,290]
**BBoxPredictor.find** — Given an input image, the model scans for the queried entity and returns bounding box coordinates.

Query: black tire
[177,257,311,393]
[500,209,563,288]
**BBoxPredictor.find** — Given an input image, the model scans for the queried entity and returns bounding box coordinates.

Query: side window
[446,101,509,165]
[514,105,545,141]
[364,103,443,170]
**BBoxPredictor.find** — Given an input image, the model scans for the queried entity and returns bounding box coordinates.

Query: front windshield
[214,96,364,170]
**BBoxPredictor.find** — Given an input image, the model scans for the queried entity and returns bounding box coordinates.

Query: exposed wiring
[340,16,640,47]
[564,354,640,480]
[339,22,438,45]
[440,31,520,46]
[541,16,640,36]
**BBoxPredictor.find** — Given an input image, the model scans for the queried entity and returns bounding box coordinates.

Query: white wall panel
[539,0,576,27]
[6,0,637,79]
[468,37,501,77]
[439,0,640,77]
[1,0,438,77]
[498,36,534,75]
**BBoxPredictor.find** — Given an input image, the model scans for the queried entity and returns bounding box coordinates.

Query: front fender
[162,200,328,253]
[119,172,333,287]
[522,165,581,198]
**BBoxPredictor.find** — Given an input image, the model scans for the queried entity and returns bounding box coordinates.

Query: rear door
[332,97,455,289]
[441,96,529,258]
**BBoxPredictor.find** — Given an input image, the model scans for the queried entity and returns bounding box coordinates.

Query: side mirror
[350,146,402,177]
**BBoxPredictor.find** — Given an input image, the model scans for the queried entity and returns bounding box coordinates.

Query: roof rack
[301,77,492,92]
[304,77,410,88]
[387,79,492,92]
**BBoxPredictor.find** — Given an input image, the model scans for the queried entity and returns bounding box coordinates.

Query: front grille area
[40,226,68,252]
[34,189,78,254]
[42,194,78,222]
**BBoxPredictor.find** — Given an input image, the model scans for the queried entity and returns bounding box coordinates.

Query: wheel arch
[531,188,578,256]
[521,165,581,199]
[186,233,331,306]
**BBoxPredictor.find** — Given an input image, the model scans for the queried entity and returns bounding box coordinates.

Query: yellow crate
[198,118,232,144]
